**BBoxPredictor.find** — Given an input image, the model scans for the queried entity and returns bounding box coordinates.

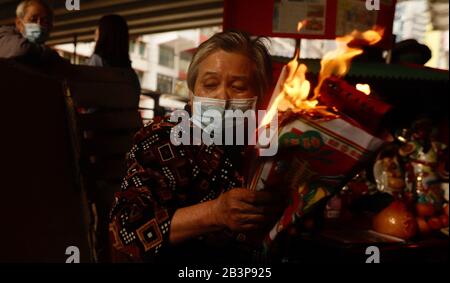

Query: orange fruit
[373,201,417,240]
[439,214,449,227]
[427,217,443,230]
[416,203,435,217]
[417,217,431,235]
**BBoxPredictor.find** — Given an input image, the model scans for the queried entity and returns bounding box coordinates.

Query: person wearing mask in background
[0,0,61,64]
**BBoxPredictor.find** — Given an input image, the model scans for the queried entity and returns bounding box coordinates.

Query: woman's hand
[211,188,284,232]
[169,188,285,245]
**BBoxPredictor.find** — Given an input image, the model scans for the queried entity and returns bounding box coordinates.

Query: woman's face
[193,50,257,100]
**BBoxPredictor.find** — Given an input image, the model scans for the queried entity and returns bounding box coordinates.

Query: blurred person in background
[87,14,140,94]
[0,0,62,65]
[88,14,133,69]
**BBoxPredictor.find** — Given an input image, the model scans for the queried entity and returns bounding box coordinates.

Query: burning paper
[249,27,392,251]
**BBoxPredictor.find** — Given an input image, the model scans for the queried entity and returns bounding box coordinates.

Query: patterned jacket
[108,116,252,262]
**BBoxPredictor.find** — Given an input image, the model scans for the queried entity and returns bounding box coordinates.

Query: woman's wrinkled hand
[211,188,285,232]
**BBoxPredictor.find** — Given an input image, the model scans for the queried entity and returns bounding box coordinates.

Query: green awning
[273,57,449,82]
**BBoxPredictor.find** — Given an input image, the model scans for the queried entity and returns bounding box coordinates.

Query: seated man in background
[0,0,62,65]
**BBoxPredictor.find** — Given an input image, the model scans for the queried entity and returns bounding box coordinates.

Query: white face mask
[191,95,257,133]
[22,22,49,44]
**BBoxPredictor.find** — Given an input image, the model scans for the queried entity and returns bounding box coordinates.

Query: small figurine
[373,144,406,198]
[398,118,447,210]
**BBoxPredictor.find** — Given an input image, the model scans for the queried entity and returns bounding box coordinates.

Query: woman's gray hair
[16,0,53,19]
[187,30,272,98]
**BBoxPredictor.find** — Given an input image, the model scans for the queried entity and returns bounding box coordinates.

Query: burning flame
[282,49,316,110]
[261,27,383,127]
[261,21,315,126]
[356,83,371,95]
[297,20,308,33]
[313,28,383,99]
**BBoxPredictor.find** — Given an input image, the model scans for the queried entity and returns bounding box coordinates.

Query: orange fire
[261,22,314,126]
[297,20,308,33]
[313,29,383,99]
[261,27,383,127]
[356,83,371,95]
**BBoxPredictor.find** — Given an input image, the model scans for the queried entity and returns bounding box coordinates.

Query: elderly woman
[109,31,282,263]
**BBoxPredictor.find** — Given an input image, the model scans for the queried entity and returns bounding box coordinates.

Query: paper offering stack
[247,29,393,250]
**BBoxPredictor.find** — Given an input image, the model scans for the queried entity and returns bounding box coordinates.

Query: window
[139,41,147,58]
[77,56,89,65]
[174,79,189,98]
[60,51,71,61]
[157,74,173,94]
[159,45,175,68]
[129,40,136,54]
[179,51,192,74]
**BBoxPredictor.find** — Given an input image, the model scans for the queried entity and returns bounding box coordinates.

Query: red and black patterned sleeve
[108,117,189,262]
